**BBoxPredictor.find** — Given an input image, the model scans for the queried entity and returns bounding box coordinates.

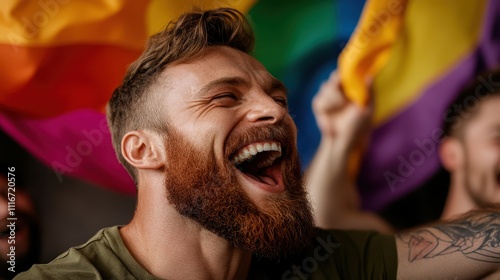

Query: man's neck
[441,177,477,220]
[119,187,252,280]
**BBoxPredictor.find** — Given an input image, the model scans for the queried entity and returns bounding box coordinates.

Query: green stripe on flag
[248,0,337,80]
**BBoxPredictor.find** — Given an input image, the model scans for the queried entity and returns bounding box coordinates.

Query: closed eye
[212,93,240,107]
[273,96,288,108]
[213,93,237,100]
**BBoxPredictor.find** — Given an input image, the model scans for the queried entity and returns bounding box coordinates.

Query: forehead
[471,95,500,122]
[464,94,500,134]
[158,46,274,100]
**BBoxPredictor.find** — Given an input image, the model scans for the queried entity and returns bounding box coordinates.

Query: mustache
[224,123,296,159]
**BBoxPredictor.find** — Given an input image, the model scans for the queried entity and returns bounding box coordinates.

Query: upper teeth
[232,142,282,165]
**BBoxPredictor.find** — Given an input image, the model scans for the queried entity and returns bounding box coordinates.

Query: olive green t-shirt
[16,226,397,279]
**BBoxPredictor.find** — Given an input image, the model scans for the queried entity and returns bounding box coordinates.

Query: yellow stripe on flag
[339,0,487,125]
[338,0,408,107]
[0,0,150,49]
[372,0,486,124]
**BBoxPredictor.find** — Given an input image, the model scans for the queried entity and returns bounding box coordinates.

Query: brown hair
[442,68,500,138]
[107,8,255,184]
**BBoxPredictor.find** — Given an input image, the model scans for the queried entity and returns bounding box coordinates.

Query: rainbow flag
[7,0,492,213]
[0,0,364,196]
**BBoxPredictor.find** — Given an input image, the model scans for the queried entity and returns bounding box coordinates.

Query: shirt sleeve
[316,229,398,280]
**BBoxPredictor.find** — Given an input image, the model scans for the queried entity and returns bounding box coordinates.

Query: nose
[245,92,286,124]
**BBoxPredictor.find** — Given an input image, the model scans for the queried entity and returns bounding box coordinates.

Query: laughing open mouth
[231,141,284,191]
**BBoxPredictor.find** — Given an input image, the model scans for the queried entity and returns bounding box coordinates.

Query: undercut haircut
[107,8,255,184]
[442,68,500,138]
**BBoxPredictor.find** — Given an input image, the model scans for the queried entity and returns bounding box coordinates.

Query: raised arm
[306,71,391,233]
[397,206,500,279]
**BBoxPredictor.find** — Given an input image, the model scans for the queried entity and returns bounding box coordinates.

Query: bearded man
[17,8,500,279]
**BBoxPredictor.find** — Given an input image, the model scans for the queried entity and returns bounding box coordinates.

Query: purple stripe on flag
[479,0,500,68]
[358,53,477,211]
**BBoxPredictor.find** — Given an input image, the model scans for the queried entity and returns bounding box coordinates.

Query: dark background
[1,130,136,263]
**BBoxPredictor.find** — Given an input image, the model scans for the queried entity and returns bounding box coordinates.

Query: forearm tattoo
[398,212,500,263]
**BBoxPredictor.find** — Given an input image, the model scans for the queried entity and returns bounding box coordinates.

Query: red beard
[163,123,314,259]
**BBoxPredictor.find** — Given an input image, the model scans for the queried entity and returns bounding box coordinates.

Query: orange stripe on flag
[0,44,141,118]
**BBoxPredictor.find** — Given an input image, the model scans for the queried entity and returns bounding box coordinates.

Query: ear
[439,137,464,172]
[121,130,165,171]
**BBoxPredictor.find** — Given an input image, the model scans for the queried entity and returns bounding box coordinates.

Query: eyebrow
[197,77,248,96]
[268,78,288,96]
[197,76,288,96]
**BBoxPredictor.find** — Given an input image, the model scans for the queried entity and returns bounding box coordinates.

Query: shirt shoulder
[250,228,398,280]
[15,226,156,280]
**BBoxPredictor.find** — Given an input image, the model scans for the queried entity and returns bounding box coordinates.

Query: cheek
[191,126,230,163]
[476,147,500,165]
[465,146,500,176]
[172,122,219,151]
